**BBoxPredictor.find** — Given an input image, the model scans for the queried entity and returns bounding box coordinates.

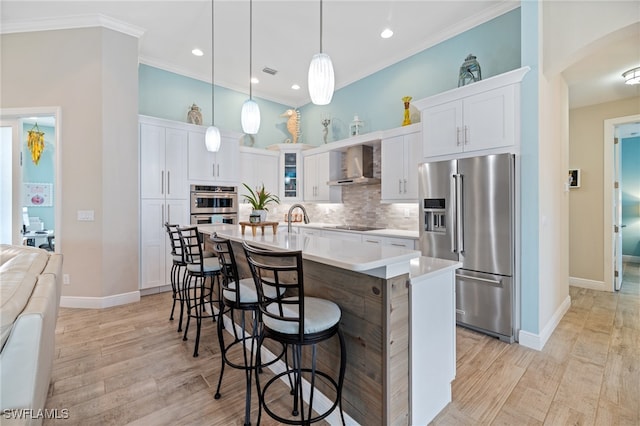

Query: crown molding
[0,14,145,38]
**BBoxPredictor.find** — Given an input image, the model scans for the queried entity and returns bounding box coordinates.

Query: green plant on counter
[241,183,280,211]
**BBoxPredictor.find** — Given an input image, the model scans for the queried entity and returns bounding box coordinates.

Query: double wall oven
[190,185,238,225]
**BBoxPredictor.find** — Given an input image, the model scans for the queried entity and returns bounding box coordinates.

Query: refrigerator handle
[451,174,458,253]
[456,173,464,253]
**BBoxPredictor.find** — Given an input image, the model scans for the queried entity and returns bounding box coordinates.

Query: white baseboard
[569,276,606,291]
[623,255,640,264]
[60,290,140,309]
[140,285,172,296]
[518,294,571,351]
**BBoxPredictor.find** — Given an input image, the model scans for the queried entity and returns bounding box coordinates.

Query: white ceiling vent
[262,67,278,76]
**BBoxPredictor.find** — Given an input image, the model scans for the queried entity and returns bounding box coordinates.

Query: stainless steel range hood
[328,145,381,186]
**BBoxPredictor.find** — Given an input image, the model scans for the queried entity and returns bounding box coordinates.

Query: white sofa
[0,244,63,425]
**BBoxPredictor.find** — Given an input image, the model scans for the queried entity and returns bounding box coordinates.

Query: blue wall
[300,9,521,144]
[519,2,540,334]
[621,136,640,256]
[22,122,55,230]
[139,64,291,146]
[139,8,521,148]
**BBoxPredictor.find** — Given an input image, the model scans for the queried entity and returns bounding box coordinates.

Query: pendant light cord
[211,0,216,126]
[319,0,323,53]
[249,0,253,100]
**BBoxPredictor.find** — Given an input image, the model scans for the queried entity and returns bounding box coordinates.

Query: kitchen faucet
[287,204,310,233]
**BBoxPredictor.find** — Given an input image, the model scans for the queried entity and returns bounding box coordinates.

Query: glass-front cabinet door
[283,152,298,199]
[272,144,307,202]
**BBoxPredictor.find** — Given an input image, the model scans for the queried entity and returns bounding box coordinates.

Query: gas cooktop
[326,225,384,232]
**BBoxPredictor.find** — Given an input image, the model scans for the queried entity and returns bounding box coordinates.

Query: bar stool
[242,242,347,425]
[177,226,221,357]
[166,224,216,333]
[164,223,188,332]
[211,235,286,426]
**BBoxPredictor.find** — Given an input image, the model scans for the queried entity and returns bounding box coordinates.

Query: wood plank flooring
[43,264,640,425]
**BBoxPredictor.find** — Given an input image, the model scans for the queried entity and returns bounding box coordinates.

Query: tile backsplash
[239,183,419,231]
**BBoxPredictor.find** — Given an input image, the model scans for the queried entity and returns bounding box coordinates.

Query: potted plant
[242,183,280,222]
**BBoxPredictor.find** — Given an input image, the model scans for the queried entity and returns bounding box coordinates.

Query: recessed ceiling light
[380,28,393,39]
[192,48,204,56]
[251,77,259,84]
[291,84,300,90]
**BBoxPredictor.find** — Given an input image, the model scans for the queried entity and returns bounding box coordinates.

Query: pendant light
[308,0,334,105]
[205,0,221,152]
[241,0,260,134]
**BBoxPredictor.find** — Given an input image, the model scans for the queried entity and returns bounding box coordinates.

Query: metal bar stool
[211,235,286,426]
[164,223,188,332]
[177,226,221,357]
[243,241,346,425]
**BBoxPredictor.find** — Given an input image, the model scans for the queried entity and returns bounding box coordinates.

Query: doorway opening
[0,107,61,252]
[604,114,640,292]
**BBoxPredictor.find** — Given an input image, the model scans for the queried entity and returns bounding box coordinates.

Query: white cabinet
[361,234,417,249]
[188,130,240,183]
[422,84,515,158]
[415,68,530,160]
[139,116,190,291]
[321,229,363,242]
[270,144,309,202]
[239,147,279,200]
[303,151,342,203]
[140,123,188,200]
[140,198,188,289]
[381,131,421,202]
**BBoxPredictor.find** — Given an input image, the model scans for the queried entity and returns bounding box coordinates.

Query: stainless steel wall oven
[190,185,238,225]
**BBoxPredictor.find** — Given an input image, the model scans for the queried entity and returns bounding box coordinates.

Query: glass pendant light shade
[308,52,335,105]
[241,98,260,134]
[205,125,221,152]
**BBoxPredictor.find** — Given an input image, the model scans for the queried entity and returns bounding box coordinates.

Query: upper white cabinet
[140,123,188,200]
[239,147,279,200]
[422,85,515,157]
[381,128,421,202]
[268,144,310,202]
[303,151,342,203]
[415,67,529,160]
[188,130,240,183]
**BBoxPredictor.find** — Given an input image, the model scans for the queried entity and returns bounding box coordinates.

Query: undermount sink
[326,225,384,232]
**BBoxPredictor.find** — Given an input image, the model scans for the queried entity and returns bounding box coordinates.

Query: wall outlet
[63,274,70,285]
[77,210,94,221]
[403,208,410,218]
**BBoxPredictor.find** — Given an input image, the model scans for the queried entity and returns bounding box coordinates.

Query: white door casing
[603,114,640,292]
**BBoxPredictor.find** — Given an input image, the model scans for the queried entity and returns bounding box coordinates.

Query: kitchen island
[199,224,460,425]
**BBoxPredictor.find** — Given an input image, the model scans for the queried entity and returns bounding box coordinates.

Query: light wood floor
[44,264,640,425]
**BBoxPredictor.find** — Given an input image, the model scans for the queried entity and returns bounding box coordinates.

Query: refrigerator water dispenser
[423,198,446,233]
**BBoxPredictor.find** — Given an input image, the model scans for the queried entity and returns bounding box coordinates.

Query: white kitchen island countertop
[198,224,420,278]
[410,256,462,282]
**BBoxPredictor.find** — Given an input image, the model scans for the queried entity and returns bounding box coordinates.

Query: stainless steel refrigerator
[418,153,515,342]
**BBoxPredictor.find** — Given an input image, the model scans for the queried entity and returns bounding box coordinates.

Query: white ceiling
[1,0,639,112]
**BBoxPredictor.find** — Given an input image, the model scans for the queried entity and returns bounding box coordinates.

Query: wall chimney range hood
[328,145,380,186]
